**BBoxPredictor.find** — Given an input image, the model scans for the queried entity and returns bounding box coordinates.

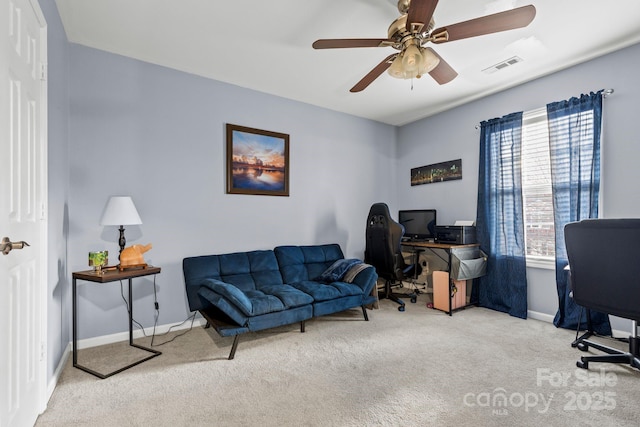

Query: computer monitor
[398,209,437,241]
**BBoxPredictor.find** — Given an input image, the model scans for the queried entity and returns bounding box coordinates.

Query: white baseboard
[527,310,555,323]
[528,309,629,338]
[75,316,207,350]
[45,341,70,407]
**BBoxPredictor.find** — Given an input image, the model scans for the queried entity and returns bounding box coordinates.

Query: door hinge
[40,63,47,81]
[40,342,46,361]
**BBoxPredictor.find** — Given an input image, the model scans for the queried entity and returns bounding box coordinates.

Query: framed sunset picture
[226,124,290,196]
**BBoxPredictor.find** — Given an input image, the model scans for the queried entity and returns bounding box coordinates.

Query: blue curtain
[548,91,611,335]
[476,112,528,319]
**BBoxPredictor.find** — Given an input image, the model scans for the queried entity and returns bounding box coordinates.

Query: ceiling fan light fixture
[313,2,536,91]
[388,46,439,80]
[421,47,440,73]
[388,44,423,80]
[402,43,422,73]
[388,54,411,79]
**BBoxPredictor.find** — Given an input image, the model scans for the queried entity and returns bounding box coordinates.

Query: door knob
[1,237,30,255]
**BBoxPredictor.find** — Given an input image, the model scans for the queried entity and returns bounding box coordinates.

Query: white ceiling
[55,0,640,126]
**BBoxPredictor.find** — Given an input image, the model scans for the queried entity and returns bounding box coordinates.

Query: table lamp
[100,196,142,258]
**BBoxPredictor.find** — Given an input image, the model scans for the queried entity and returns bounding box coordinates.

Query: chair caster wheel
[577,359,588,369]
[411,296,417,303]
[398,305,405,312]
[577,342,588,352]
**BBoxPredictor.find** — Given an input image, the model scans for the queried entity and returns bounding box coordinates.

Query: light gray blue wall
[39,0,70,381]
[67,45,397,339]
[397,42,640,331]
[41,0,640,387]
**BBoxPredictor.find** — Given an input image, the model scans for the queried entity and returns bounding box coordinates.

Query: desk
[401,241,481,316]
[72,266,162,379]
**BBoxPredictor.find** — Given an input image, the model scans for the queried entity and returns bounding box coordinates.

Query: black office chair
[365,203,421,312]
[564,218,640,370]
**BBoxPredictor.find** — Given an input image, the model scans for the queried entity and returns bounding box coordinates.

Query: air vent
[482,56,523,74]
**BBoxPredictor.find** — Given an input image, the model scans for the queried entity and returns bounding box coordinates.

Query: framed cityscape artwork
[411,159,462,186]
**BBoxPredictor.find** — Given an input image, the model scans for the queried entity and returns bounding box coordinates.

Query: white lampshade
[100,196,142,226]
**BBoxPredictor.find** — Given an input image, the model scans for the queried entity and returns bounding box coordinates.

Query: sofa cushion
[203,281,285,317]
[198,285,249,326]
[218,250,284,291]
[202,278,254,315]
[183,250,283,312]
[242,290,288,316]
[201,278,314,318]
[260,284,314,308]
[275,244,345,283]
[288,280,364,302]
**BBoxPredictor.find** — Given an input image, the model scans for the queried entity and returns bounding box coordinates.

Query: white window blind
[521,108,555,262]
[521,105,598,266]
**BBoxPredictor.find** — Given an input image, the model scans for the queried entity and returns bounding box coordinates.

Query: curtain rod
[474,88,615,129]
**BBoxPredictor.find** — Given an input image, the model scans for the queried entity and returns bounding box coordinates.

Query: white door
[0,0,47,426]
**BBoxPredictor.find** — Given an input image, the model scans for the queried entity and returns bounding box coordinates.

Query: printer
[435,225,477,245]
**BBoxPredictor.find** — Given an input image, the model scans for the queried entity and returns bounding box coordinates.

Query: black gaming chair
[365,203,421,312]
[564,218,640,370]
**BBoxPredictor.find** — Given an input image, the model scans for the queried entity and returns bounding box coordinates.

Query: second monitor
[398,209,437,241]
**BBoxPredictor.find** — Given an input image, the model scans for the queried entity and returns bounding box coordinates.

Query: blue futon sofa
[183,244,378,359]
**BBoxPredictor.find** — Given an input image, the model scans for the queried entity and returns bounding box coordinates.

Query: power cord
[118,276,197,347]
[150,313,197,347]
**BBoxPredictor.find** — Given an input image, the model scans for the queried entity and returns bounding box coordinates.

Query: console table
[401,241,481,316]
[72,266,162,379]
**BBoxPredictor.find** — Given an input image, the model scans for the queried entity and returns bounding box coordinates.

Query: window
[521,105,599,268]
[521,108,555,265]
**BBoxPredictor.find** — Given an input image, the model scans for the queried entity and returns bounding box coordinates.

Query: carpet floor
[36,294,640,426]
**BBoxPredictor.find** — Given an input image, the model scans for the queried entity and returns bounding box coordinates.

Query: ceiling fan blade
[312,38,394,49]
[350,54,398,93]
[431,5,536,44]
[406,0,439,33]
[426,48,458,85]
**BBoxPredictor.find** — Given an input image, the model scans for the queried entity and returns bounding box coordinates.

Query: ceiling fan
[312,0,536,92]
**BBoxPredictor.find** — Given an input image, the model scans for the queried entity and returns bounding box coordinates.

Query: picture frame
[411,159,462,186]
[226,124,290,196]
